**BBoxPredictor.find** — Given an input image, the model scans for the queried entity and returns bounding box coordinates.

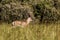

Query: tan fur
[12,17,32,28]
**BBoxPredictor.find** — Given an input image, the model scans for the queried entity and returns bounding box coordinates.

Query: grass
[0,23,59,40]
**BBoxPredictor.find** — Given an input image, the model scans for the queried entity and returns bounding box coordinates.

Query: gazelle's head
[27,17,33,24]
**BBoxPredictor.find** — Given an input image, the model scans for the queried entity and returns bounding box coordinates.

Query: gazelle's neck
[27,20,30,24]
[26,17,32,24]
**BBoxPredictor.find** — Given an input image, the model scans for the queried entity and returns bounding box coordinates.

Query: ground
[0,22,60,40]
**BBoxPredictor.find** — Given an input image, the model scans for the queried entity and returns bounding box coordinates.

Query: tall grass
[0,23,59,40]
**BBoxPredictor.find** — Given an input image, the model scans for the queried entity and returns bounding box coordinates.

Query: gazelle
[12,17,33,28]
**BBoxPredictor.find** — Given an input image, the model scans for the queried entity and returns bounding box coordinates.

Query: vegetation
[0,0,60,23]
[0,23,59,40]
[0,0,60,40]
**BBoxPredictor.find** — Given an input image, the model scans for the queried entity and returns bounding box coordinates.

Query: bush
[33,0,60,23]
[0,0,60,23]
[0,1,35,23]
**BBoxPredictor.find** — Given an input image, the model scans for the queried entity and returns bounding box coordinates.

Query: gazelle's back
[12,21,21,26]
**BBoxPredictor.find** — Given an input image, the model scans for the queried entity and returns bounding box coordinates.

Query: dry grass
[0,23,59,40]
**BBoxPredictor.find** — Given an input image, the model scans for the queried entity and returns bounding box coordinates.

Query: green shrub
[33,0,60,23]
[0,0,60,23]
